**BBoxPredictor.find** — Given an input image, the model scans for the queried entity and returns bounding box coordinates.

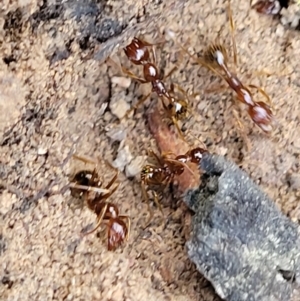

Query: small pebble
[105,124,127,142]
[37,148,48,156]
[112,145,133,171]
[127,280,136,287]
[110,98,130,119]
[125,155,146,177]
[103,111,113,122]
[287,174,300,190]
[99,102,108,116]
[275,24,284,37]
[218,147,228,156]
[111,76,132,88]
[293,136,300,149]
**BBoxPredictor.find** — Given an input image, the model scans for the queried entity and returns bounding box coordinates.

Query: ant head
[205,43,228,67]
[124,38,150,65]
[141,165,154,179]
[72,170,92,184]
[167,99,189,120]
[70,170,94,198]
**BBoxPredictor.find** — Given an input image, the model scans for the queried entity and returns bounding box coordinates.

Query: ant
[69,155,130,251]
[251,0,281,15]
[140,147,208,225]
[120,37,190,139]
[172,0,275,134]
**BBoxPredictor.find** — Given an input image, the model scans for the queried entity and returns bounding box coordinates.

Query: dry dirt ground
[1,0,300,300]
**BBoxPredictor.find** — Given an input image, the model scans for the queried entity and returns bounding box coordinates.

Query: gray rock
[125,155,145,178]
[112,145,133,171]
[109,98,130,120]
[184,153,300,301]
[105,124,127,142]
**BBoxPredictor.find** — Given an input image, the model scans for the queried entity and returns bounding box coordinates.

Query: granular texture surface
[1,0,300,300]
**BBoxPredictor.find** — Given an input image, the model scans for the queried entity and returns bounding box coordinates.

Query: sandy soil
[1,0,300,300]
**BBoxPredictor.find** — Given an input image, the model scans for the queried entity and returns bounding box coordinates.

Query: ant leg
[161,98,187,141]
[161,151,178,159]
[143,32,166,65]
[69,183,110,195]
[81,203,108,236]
[152,191,164,217]
[163,66,178,80]
[72,154,97,165]
[227,0,238,69]
[232,108,252,152]
[171,116,186,142]
[124,92,152,118]
[167,31,227,81]
[119,215,131,241]
[121,66,148,83]
[252,68,290,78]
[108,57,144,81]
[141,182,154,228]
[204,84,228,94]
[161,111,186,141]
[104,169,120,190]
[147,149,164,166]
[165,157,196,177]
[184,131,208,150]
[170,83,188,97]
[171,83,191,109]
[107,57,148,83]
[137,35,166,47]
[248,84,273,107]
[102,184,119,202]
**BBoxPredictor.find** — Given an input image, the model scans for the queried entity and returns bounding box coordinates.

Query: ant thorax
[153,81,167,97]
[240,88,255,106]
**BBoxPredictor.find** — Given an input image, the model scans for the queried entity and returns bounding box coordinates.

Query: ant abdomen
[143,63,159,81]
[248,102,273,133]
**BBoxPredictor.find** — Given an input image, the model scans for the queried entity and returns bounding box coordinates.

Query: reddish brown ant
[69,155,130,251]
[174,147,208,165]
[171,0,275,134]
[120,37,190,139]
[140,147,207,225]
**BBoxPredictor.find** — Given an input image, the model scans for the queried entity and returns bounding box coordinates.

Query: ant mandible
[69,155,130,251]
[120,37,190,139]
[173,0,275,133]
